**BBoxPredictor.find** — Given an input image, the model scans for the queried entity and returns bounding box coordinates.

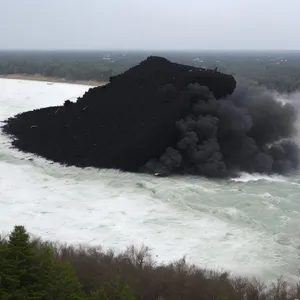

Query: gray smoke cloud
[141,80,300,177]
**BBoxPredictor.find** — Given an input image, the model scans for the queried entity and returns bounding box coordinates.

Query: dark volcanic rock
[2,56,236,172]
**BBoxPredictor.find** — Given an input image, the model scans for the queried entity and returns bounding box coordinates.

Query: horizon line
[0,48,299,52]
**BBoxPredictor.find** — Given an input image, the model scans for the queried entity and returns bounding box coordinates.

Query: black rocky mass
[3,56,299,177]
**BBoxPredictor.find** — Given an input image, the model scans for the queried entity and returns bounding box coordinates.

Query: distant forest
[0,50,300,93]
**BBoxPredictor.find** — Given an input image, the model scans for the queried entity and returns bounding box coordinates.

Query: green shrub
[88,277,136,300]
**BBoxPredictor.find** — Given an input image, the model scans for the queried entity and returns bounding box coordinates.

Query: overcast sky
[1,0,299,50]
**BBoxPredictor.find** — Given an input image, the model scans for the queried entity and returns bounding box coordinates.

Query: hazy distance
[1,0,300,51]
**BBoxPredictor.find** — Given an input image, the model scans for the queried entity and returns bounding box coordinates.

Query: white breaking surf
[1,78,300,284]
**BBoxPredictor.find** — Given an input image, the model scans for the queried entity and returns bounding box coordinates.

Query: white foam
[232,172,287,183]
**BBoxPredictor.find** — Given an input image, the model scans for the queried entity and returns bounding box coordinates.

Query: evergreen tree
[0,225,45,299]
[45,257,86,300]
[0,226,86,300]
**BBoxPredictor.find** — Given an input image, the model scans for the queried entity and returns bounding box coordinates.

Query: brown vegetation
[44,240,300,300]
[2,226,300,300]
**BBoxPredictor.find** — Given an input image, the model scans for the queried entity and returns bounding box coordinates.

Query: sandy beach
[0,74,108,86]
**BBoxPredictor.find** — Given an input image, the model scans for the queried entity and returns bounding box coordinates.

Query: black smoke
[141,80,300,177]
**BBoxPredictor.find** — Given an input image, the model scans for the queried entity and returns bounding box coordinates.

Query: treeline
[0,50,300,92]
[167,52,300,93]
[0,59,114,82]
[0,226,134,299]
[0,51,142,82]
[1,226,300,300]
[216,60,300,93]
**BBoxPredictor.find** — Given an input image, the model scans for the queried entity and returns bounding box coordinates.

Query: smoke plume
[141,80,300,177]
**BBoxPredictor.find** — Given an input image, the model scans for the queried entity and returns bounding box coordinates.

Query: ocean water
[0,78,300,284]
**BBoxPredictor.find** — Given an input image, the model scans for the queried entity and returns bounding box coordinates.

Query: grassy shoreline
[0,74,108,86]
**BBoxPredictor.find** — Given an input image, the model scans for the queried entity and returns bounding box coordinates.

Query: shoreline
[0,74,108,86]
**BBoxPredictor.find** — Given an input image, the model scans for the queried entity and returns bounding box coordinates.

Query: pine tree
[0,236,9,299]
[45,257,86,300]
[0,226,87,300]
[0,225,45,299]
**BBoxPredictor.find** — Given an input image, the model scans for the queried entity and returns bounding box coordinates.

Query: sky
[1,0,300,51]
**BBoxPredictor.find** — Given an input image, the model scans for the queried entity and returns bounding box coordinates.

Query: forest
[1,225,300,300]
[0,50,300,93]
